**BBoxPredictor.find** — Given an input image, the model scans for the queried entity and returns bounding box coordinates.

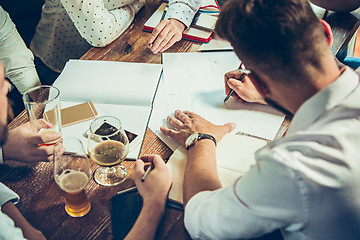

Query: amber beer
[58,170,91,217]
[90,140,128,166]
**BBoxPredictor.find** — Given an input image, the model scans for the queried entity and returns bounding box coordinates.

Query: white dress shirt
[30,0,145,72]
[0,183,24,239]
[0,6,40,95]
[184,67,360,240]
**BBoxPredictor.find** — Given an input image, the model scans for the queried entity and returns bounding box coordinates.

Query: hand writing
[225,70,266,104]
[134,155,172,206]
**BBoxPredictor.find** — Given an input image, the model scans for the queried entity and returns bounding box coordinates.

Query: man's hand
[160,110,235,147]
[225,70,266,104]
[147,19,185,54]
[2,120,64,163]
[134,155,172,206]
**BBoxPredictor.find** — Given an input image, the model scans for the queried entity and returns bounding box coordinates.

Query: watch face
[185,133,199,148]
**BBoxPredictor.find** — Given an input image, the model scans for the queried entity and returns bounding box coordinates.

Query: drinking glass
[54,137,91,217]
[87,116,129,186]
[23,85,61,145]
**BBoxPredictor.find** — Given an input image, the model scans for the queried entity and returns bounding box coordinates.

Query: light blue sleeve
[0,183,19,206]
[0,6,40,94]
[0,211,25,240]
[0,183,24,239]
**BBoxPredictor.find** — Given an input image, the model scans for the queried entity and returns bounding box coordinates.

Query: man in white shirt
[157,0,360,239]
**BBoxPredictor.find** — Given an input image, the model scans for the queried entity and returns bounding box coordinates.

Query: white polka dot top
[30,0,145,73]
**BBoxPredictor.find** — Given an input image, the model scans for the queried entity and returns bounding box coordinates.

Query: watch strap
[186,133,217,150]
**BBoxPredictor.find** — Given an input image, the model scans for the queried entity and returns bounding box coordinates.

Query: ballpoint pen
[223,68,251,103]
[141,163,153,182]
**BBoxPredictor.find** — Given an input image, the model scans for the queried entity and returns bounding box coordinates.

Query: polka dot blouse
[166,0,201,28]
[31,0,145,72]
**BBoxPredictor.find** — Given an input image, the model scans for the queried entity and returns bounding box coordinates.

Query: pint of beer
[54,138,91,217]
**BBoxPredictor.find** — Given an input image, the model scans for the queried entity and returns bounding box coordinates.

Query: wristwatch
[185,133,217,150]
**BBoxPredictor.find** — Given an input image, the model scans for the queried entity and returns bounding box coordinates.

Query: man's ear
[320,19,333,46]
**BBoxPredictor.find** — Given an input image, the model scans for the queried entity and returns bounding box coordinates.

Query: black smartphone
[110,189,142,240]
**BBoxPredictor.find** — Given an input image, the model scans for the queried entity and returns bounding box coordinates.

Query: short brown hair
[216,0,329,83]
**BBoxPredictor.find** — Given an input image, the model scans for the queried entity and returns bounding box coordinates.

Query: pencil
[141,163,152,182]
[160,5,168,21]
[223,73,246,103]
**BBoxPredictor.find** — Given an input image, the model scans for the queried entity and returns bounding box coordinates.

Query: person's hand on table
[2,120,64,163]
[225,69,266,104]
[147,19,185,54]
[160,110,235,147]
[134,155,172,207]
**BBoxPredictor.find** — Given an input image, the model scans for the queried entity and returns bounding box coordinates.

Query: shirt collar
[287,67,359,135]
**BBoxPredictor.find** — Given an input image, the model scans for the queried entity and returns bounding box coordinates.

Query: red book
[143,2,219,43]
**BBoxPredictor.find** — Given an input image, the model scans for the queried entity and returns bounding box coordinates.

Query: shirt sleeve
[0,6,40,95]
[166,0,202,28]
[0,183,19,207]
[60,0,145,47]
[184,157,306,239]
[0,147,3,164]
[0,211,25,240]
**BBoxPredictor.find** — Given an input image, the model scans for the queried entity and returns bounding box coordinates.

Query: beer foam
[58,170,89,192]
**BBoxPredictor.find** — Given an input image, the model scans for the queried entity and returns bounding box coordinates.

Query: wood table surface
[2,1,359,239]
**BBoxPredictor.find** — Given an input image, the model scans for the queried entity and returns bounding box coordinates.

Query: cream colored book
[167,133,267,208]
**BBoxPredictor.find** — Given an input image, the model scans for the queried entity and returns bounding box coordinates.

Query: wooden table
[1,1,358,239]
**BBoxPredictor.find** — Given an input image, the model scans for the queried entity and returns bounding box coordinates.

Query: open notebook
[53,59,163,159]
[149,52,285,151]
[167,134,267,208]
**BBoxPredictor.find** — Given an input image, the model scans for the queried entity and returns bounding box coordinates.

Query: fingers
[147,19,184,54]
[223,122,236,134]
[134,159,145,178]
[36,119,53,130]
[140,155,165,167]
[147,20,167,47]
[160,126,178,138]
[35,130,61,145]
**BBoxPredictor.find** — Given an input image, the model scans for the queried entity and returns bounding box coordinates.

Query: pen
[160,5,168,21]
[141,163,153,182]
[223,68,251,103]
[124,43,131,54]
[116,186,137,195]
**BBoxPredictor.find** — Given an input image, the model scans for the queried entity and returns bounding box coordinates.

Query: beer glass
[87,116,129,186]
[54,137,91,217]
[23,85,61,145]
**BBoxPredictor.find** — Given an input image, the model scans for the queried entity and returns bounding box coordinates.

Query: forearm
[1,201,37,239]
[61,0,145,47]
[124,201,165,240]
[310,0,360,12]
[183,140,221,206]
[0,7,40,94]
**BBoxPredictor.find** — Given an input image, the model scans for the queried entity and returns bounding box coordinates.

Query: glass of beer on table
[87,116,129,186]
[23,85,62,146]
[54,137,91,217]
